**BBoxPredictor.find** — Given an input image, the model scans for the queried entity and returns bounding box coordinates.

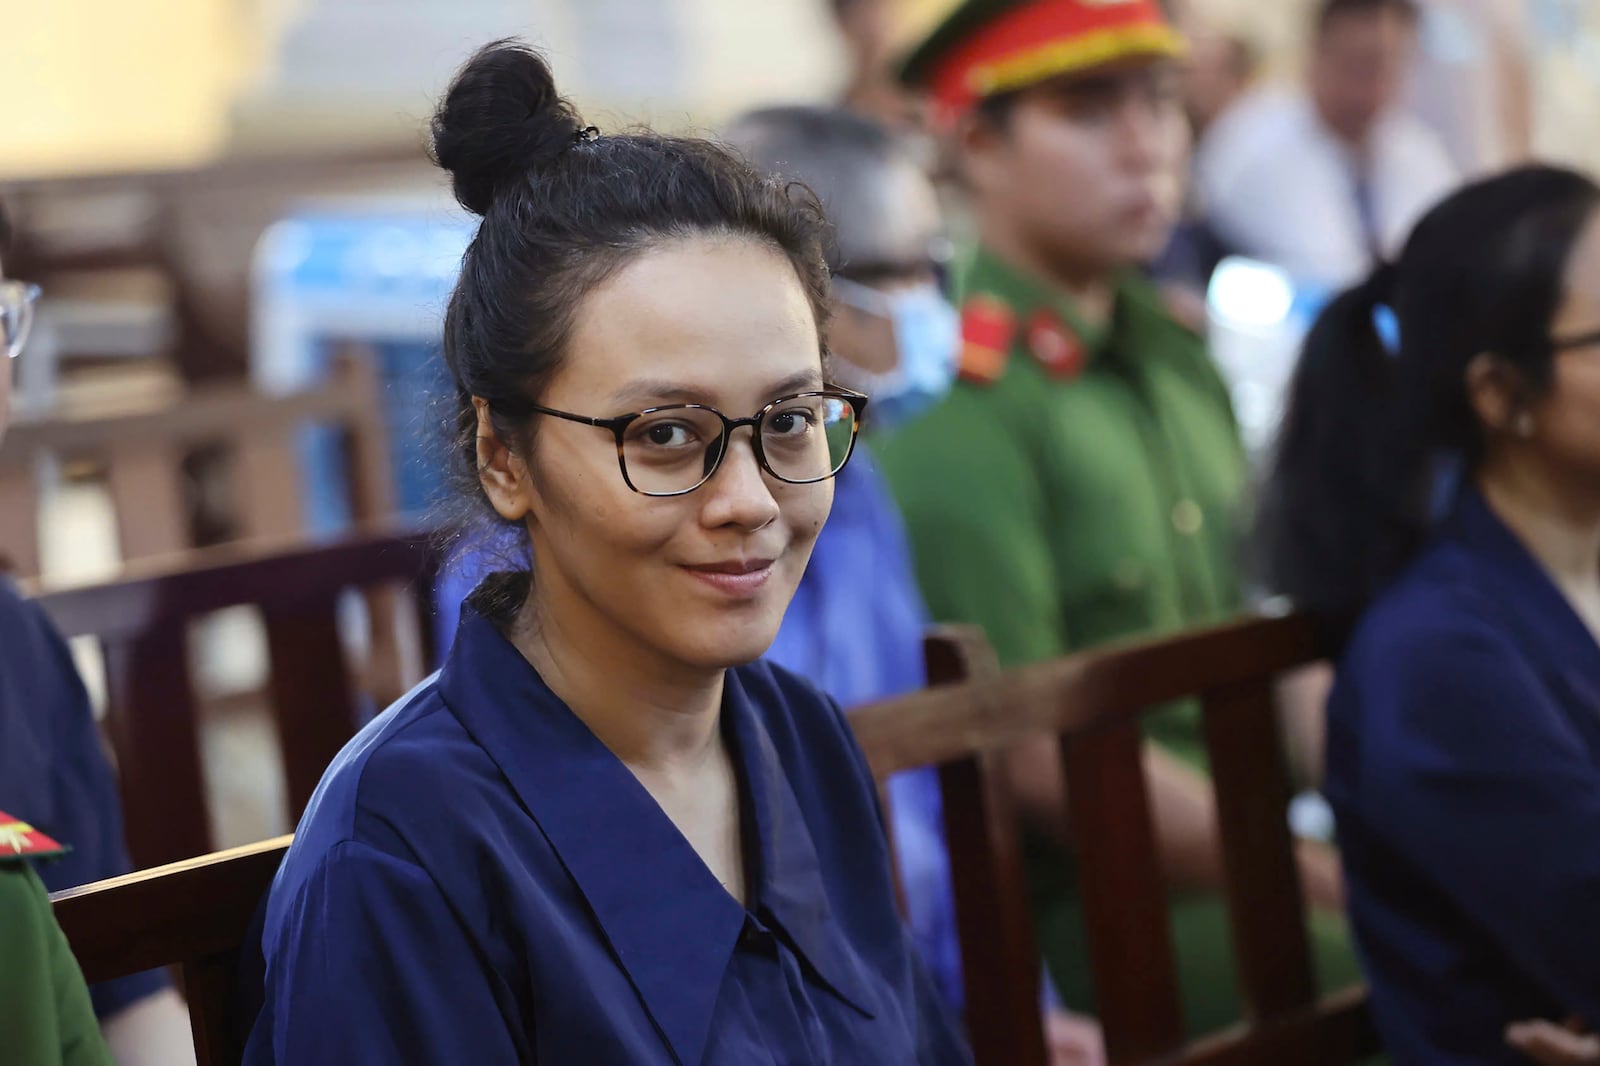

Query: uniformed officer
[0,812,113,1066]
[877,0,1362,1034]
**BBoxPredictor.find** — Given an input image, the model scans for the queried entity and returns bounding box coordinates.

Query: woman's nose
[698,431,780,531]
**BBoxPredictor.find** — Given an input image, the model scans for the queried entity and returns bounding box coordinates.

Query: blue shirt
[1326,488,1600,1064]
[433,457,966,1012]
[0,579,168,1018]
[243,606,969,1065]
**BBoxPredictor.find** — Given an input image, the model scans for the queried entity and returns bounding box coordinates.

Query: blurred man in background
[1194,0,1458,289]
[880,0,1359,1034]
[0,203,196,1066]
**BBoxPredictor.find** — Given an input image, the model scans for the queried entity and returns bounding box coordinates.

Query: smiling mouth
[681,559,776,597]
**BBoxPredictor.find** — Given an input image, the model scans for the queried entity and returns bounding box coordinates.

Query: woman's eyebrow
[609,370,824,409]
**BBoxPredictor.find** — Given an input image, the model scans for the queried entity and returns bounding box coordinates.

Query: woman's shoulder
[0,577,67,665]
[1341,539,1517,688]
[274,676,499,884]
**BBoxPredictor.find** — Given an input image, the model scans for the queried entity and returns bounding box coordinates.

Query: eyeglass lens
[621,396,857,495]
[1,282,40,359]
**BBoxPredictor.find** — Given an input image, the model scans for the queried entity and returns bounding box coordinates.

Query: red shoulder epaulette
[0,810,67,861]
[958,293,1015,385]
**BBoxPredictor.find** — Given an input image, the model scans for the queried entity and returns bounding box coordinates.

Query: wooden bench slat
[0,463,40,575]
[918,628,1050,1066]
[33,529,434,638]
[264,597,359,821]
[1203,678,1317,1021]
[942,752,1049,1066]
[101,628,212,867]
[50,835,292,983]
[851,614,1328,778]
[105,444,189,561]
[1162,987,1382,1066]
[1062,723,1187,1061]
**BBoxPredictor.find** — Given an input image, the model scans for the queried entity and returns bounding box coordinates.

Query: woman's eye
[641,422,696,448]
[768,407,818,437]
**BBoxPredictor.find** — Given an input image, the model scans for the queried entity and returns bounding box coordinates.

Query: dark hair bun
[431,40,584,217]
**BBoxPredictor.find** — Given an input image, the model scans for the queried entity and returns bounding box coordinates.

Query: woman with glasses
[1259,165,1600,1065]
[242,41,968,1066]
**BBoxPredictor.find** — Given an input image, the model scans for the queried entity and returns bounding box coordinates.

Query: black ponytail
[1258,165,1600,615]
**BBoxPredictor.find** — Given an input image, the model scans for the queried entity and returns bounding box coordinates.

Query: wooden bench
[52,836,292,1066]
[0,352,394,579]
[851,615,1378,1066]
[31,529,439,869]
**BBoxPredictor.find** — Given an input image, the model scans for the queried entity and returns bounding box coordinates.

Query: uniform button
[1172,499,1204,536]
[1112,558,1146,592]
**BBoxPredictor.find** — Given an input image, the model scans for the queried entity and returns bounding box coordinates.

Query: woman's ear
[474,397,536,521]
[1465,352,1535,438]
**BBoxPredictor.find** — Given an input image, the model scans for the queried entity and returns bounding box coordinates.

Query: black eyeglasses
[497,389,868,497]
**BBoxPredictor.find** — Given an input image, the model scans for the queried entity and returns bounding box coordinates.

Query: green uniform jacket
[0,863,113,1066]
[879,245,1360,1033]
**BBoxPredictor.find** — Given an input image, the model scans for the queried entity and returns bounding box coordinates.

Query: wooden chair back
[30,530,439,869]
[0,352,394,578]
[52,836,292,1066]
[849,615,1379,1066]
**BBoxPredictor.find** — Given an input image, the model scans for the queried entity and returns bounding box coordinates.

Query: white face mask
[831,277,960,431]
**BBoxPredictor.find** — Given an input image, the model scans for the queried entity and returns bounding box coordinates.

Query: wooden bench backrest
[52,836,291,1066]
[0,351,394,578]
[2,147,435,383]
[850,615,1379,1066]
[31,530,438,868]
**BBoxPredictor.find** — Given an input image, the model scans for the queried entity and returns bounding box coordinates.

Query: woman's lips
[681,559,775,597]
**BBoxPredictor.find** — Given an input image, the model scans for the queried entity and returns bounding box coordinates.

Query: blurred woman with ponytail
[241,40,968,1066]
[1260,165,1600,1064]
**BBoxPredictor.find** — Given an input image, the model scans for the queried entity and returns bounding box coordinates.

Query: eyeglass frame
[2,280,42,360]
[493,387,870,497]
[1551,328,1600,354]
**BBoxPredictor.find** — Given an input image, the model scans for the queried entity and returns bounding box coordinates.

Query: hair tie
[571,125,600,149]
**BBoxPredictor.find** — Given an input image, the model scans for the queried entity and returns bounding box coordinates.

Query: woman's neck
[1478,464,1600,620]
[508,583,726,776]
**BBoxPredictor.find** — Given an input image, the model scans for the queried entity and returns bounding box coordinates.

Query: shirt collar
[438,609,875,1064]
[961,244,1111,355]
[1442,485,1600,675]
[721,668,879,1019]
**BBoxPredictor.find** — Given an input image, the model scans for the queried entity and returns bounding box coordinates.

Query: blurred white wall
[5,0,249,176]
[3,0,1596,180]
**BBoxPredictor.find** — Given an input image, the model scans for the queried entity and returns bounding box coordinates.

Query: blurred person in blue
[0,205,196,1066]
[1193,0,1458,291]
[724,103,1105,1066]
[242,42,968,1065]
[1259,165,1600,1066]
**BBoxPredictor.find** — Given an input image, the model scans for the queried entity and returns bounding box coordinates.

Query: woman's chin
[672,619,785,672]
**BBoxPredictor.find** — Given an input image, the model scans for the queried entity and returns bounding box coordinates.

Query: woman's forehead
[558,238,822,406]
